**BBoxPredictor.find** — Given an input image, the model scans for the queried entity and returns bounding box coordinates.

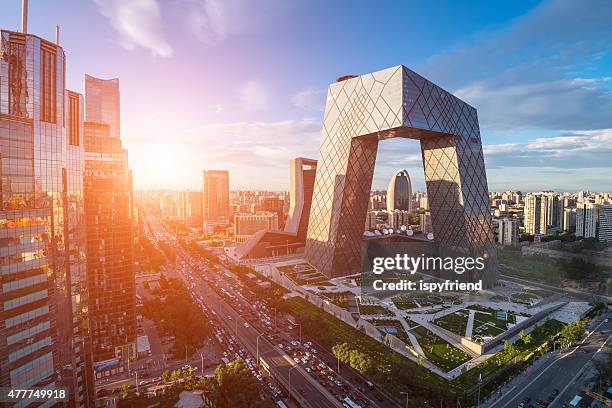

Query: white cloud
[93,0,172,57]
[483,129,612,168]
[179,0,290,44]
[291,89,326,111]
[237,81,269,112]
[417,0,612,131]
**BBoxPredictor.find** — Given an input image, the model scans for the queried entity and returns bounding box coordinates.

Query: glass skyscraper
[202,170,230,229]
[0,29,94,407]
[84,76,136,365]
[305,65,498,286]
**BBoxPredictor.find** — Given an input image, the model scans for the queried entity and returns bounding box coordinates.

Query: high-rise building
[386,169,412,212]
[234,212,278,243]
[284,158,317,241]
[262,196,286,229]
[494,218,519,246]
[524,194,542,235]
[388,209,411,229]
[576,202,599,238]
[84,75,136,366]
[598,205,612,243]
[563,208,576,233]
[186,191,203,227]
[202,170,230,230]
[84,74,120,139]
[0,28,94,407]
[304,66,497,286]
[419,212,433,234]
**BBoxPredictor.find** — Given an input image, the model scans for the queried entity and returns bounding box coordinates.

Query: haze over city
[1,0,611,191]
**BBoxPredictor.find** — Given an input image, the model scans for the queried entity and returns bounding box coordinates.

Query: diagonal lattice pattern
[304,65,498,286]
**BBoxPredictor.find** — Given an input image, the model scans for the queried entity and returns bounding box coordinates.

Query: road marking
[494,315,609,408]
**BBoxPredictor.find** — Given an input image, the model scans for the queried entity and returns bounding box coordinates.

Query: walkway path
[465,310,476,339]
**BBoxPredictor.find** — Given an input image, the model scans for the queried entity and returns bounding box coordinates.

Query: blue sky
[1,0,611,191]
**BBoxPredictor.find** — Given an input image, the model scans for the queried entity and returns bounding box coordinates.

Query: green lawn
[370,319,411,344]
[434,311,469,336]
[359,304,394,316]
[412,325,471,371]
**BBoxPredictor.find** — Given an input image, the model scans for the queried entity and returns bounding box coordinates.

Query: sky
[1,0,611,192]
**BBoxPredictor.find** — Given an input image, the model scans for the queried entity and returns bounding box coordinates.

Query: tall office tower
[0,28,94,407]
[599,205,612,243]
[84,74,120,139]
[186,191,203,227]
[576,202,599,238]
[524,194,543,235]
[202,170,230,230]
[305,66,497,284]
[563,208,576,233]
[364,211,378,230]
[386,169,412,212]
[284,158,317,241]
[234,212,279,243]
[541,193,564,233]
[84,75,136,366]
[419,196,429,210]
[388,210,411,229]
[419,212,433,234]
[494,218,519,246]
[262,196,286,229]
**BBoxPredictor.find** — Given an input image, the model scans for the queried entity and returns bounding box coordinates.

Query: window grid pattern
[304,65,497,286]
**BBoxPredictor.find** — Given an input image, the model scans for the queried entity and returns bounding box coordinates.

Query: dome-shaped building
[386,169,412,212]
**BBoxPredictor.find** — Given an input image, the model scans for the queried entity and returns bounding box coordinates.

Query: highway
[148,217,343,408]
[487,314,611,408]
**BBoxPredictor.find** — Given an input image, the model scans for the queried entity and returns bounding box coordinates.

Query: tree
[162,370,171,383]
[349,349,373,374]
[205,359,273,408]
[560,319,589,344]
[592,346,612,388]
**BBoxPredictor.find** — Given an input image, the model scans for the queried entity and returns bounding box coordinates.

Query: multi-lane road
[487,315,611,408]
[147,217,345,408]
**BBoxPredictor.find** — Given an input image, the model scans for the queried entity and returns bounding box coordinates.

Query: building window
[40,45,57,123]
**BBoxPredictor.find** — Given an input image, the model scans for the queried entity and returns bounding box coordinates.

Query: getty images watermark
[369,254,486,292]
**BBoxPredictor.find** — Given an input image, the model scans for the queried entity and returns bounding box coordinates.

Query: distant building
[524,193,564,235]
[494,218,519,246]
[235,212,279,243]
[598,205,612,243]
[262,196,286,229]
[203,170,230,230]
[419,196,429,210]
[388,209,411,229]
[186,191,203,227]
[419,212,432,233]
[386,169,412,212]
[563,208,576,233]
[284,158,317,241]
[576,202,599,238]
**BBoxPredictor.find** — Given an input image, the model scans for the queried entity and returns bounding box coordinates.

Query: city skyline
[0,0,610,191]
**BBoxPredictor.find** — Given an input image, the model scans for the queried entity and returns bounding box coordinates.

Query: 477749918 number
[0,387,68,402]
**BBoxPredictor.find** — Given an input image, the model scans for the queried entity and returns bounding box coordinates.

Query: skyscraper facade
[84,75,136,364]
[304,65,497,286]
[386,169,412,212]
[598,205,612,243]
[203,170,230,231]
[84,74,120,139]
[234,211,279,243]
[576,202,599,238]
[0,29,94,407]
[186,191,203,227]
[284,158,317,241]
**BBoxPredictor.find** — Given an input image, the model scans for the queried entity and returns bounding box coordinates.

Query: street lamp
[400,391,409,408]
[295,323,302,344]
[256,334,265,366]
[288,365,299,400]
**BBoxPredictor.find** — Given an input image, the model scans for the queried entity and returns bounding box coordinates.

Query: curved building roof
[386,169,412,212]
